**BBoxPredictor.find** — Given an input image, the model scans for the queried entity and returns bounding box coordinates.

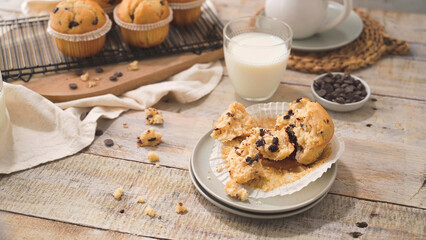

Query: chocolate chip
[317,89,327,97]
[95,129,104,136]
[114,72,123,77]
[53,7,59,13]
[80,111,89,121]
[119,209,125,213]
[160,0,165,5]
[226,112,235,117]
[245,155,259,164]
[256,139,265,147]
[272,137,279,145]
[109,76,117,81]
[92,17,98,25]
[371,98,377,102]
[75,69,84,76]
[68,21,79,29]
[366,124,372,127]
[356,222,368,228]
[130,14,134,21]
[214,128,219,131]
[268,144,278,152]
[95,67,104,73]
[296,98,302,103]
[104,139,114,147]
[148,137,156,142]
[283,115,290,120]
[348,232,363,238]
[287,110,294,116]
[69,83,78,90]
[146,115,153,120]
[108,0,116,5]
[259,129,265,137]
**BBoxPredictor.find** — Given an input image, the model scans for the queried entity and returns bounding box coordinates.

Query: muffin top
[50,0,107,34]
[92,0,122,9]
[117,0,170,24]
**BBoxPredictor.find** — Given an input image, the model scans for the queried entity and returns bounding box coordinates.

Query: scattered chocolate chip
[80,111,89,121]
[371,98,377,102]
[370,213,379,217]
[109,76,117,81]
[356,222,368,228]
[68,21,79,29]
[272,137,279,145]
[366,124,372,127]
[130,14,134,21]
[104,139,114,147]
[348,232,363,238]
[268,144,278,152]
[148,137,157,142]
[256,139,265,147]
[95,129,104,136]
[259,129,265,137]
[75,69,84,76]
[119,209,125,213]
[53,7,59,13]
[95,67,103,73]
[114,72,123,77]
[92,17,98,25]
[69,83,78,90]
[226,112,234,117]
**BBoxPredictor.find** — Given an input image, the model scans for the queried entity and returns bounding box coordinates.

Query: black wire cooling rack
[0,4,223,82]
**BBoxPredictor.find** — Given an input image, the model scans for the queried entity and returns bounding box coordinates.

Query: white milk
[224,32,289,100]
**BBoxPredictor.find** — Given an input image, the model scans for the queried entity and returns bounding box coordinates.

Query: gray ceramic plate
[189,163,329,219]
[190,130,337,213]
[261,2,363,51]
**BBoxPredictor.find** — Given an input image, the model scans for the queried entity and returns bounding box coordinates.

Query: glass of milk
[224,16,292,101]
[0,74,11,157]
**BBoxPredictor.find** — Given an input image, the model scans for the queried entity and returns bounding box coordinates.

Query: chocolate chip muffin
[114,0,172,48]
[48,0,111,57]
[168,0,203,26]
[275,97,334,165]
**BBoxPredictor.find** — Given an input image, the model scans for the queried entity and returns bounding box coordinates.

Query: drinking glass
[223,16,293,101]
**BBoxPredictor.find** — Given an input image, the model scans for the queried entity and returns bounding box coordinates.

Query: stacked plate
[190,130,338,219]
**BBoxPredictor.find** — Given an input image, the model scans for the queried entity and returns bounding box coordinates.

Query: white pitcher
[265,0,353,39]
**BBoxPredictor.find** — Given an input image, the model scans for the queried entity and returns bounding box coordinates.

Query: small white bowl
[311,72,371,112]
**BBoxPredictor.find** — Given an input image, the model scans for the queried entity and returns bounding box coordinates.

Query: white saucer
[190,129,338,213]
[262,2,363,51]
[189,163,329,219]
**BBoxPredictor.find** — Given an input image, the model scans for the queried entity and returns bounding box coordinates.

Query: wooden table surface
[1,1,425,239]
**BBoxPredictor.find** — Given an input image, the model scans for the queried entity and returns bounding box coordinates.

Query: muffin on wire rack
[114,0,172,48]
[47,0,112,58]
[168,0,205,26]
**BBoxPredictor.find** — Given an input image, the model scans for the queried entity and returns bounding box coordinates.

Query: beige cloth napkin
[0,61,223,174]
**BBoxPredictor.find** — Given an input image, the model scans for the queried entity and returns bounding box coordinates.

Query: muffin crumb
[128,60,139,71]
[216,164,223,173]
[80,72,89,81]
[148,152,159,162]
[144,206,157,217]
[123,123,129,128]
[155,163,161,168]
[137,127,162,146]
[145,108,163,125]
[87,81,97,88]
[175,202,188,214]
[113,187,123,199]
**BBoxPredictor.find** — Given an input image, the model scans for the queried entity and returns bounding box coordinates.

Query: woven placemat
[257,9,410,74]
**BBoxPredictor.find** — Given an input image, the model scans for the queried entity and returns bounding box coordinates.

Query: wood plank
[0,211,154,240]
[0,153,423,239]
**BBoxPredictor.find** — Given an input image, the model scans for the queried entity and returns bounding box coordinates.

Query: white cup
[265,0,353,39]
[0,76,12,157]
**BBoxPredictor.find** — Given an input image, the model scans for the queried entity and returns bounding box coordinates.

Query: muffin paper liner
[169,0,205,10]
[113,5,173,31]
[47,15,112,42]
[209,102,345,199]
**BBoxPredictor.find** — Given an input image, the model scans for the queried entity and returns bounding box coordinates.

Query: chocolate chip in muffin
[130,14,135,21]
[53,7,59,13]
[226,112,234,117]
[245,155,259,165]
[92,17,98,25]
[148,137,157,142]
[272,137,279,145]
[108,0,116,5]
[283,115,290,120]
[256,139,265,147]
[104,139,114,147]
[69,21,79,29]
[296,98,302,103]
[268,144,278,152]
[160,0,165,5]
[287,110,294,116]
[259,129,265,137]
[69,83,78,90]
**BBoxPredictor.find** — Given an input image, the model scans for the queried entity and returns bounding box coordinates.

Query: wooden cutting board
[25,48,224,103]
